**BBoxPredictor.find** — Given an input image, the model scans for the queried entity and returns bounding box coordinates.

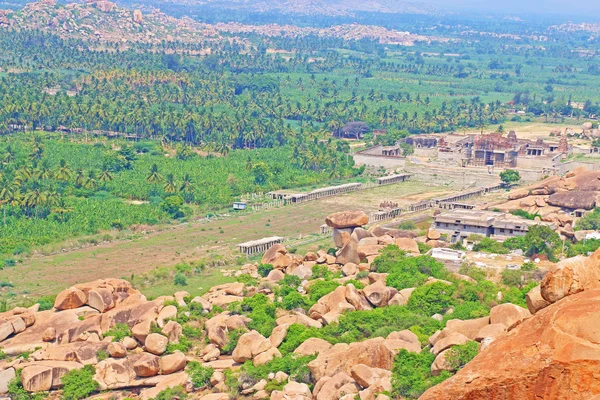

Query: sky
[421,0,600,16]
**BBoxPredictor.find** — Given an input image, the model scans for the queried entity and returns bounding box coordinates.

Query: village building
[432,209,556,243]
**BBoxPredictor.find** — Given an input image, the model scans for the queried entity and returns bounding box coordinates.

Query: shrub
[473,238,508,254]
[222,328,246,354]
[398,221,416,230]
[152,385,188,400]
[511,209,539,220]
[311,264,331,279]
[96,350,109,361]
[385,254,449,290]
[36,295,56,311]
[61,365,99,400]
[445,301,489,321]
[242,353,315,384]
[445,341,479,371]
[257,264,273,277]
[104,323,132,342]
[458,263,487,281]
[188,361,214,389]
[577,208,600,230]
[308,280,340,302]
[282,291,312,310]
[407,282,456,316]
[174,273,188,286]
[392,349,450,399]
[356,270,369,279]
[281,274,302,288]
[417,242,432,254]
[240,294,277,337]
[167,336,193,354]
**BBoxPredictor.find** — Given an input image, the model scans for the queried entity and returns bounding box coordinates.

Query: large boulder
[308,337,394,381]
[326,211,369,229]
[54,287,87,310]
[232,330,272,363]
[489,303,531,330]
[547,191,598,210]
[362,281,392,307]
[431,332,471,356]
[420,288,600,400]
[526,285,551,314]
[394,238,420,254]
[133,353,160,377]
[336,238,360,265]
[445,317,490,340]
[294,338,333,356]
[262,244,292,270]
[145,333,168,355]
[541,250,600,304]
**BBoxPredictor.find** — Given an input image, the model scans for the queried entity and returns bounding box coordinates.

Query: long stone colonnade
[238,236,285,256]
[376,173,412,185]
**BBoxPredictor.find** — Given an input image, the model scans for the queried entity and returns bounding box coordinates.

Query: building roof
[434,210,555,230]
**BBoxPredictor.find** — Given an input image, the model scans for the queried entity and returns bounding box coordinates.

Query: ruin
[238,236,285,255]
[433,210,556,243]
[376,173,411,185]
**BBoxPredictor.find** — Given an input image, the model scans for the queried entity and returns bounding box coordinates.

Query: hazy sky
[422,0,600,16]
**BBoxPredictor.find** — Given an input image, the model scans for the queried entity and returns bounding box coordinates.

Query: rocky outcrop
[541,249,600,304]
[325,211,369,229]
[420,288,600,400]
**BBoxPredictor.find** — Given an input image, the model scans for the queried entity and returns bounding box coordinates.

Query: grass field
[0,180,449,301]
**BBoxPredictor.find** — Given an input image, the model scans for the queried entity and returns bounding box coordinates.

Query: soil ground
[0,180,449,301]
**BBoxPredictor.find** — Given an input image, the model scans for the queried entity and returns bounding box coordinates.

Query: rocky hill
[3,209,600,399]
[0,0,439,45]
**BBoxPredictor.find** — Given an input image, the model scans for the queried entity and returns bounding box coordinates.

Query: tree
[500,169,520,185]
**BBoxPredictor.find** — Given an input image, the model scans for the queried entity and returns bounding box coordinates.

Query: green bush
[384,254,450,290]
[188,361,214,389]
[473,238,508,254]
[408,282,456,316]
[222,328,247,354]
[282,291,312,310]
[151,385,188,400]
[242,353,315,384]
[61,365,99,400]
[257,264,273,278]
[444,301,489,321]
[239,294,277,337]
[574,208,600,230]
[174,272,188,286]
[445,341,479,371]
[308,280,340,302]
[104,323,132,342]
[281,274,302,288]
[398,221,416,230]
[392,349,450,399]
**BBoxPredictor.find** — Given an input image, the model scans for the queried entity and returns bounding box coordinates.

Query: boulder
[202,344,220,362]
[123,337,138,350]
[162,321,182,344]
[0,367,15,394]
[344,284,372,311]
[54,287,87,310]
[42,327,56,342]
[107,342,127,358]
[475,323,507,342]
[541,250,600,304]
[308,338,394,381]
[357,245,384,261]
[291,265,313,280]
[173,291,189,307]
[384,330,421,354]
[431,332,470,356]
[267,269,285,283]
[445,317,490,340]
[326,211,369,229]
[133,353,160,377]
[269,324,289,348]
[489,303,531,329]
[262,244,292,270]
[508,189,530,200]
[88,288,115,313]
[430,349,453,376]
[276,313,322,329]
[420,288,600,400]
[352,228,375,242]
[341,263,358,277]
[282,381,312,397]
[253,347,281,365]
[294,338,333,356]
[362,281,392,307]
[547,191,598,210]
[427,228,441,240]
[315,372,359,400]
[133,9,143,23]
[145,333,168,355]
[159,352,187,374]
[350,364,392,388]
[336,238,360,265]
[21,365,53,392]
[333,228,354,248]
[526,285,551,314]
[157,305,177,328]
[388,288,415,306]
[191,296,212,313]
[232,330,272,363]
[394,238,420,254]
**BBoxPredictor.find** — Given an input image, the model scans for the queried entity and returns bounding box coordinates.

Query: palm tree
[23,188,47,218]
[163,173,177,194]
[74,168,86,188]
[0,180,18,226]
[54,159,72,181]
[34,159,53,180]
[146,163,163,184]
[98,168,114,184]
[180,173,195,203]
[51,198,74,222]
[84,170,99,191]
[2,145,15,165]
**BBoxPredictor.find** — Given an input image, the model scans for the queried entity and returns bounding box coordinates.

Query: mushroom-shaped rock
[326,211,369,229]
[145,333,168,355]
[173,291,189,307]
